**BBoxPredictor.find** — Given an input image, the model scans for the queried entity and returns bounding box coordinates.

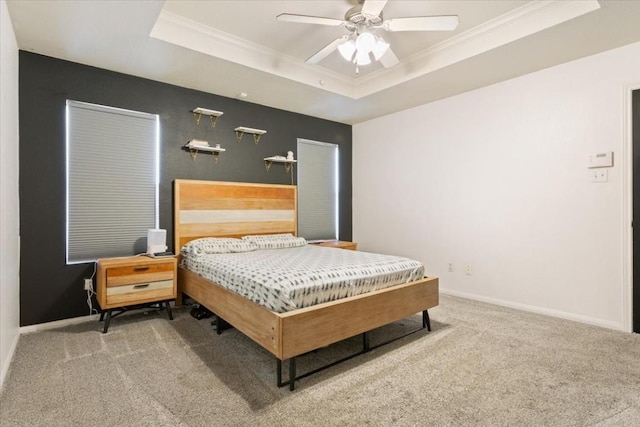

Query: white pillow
[181,237,258,256]
[253,237,307,250]
[241,233,296,242]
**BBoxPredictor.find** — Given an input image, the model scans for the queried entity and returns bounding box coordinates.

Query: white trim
[358,0,601,97]
[0,333,19,393]
[155,115,160,228]
[18,301,179,335]
[3,313,103,389]
[19,313,101,335]
[440,288,624,332]
[150,9,355,98]
[623,83,640,333]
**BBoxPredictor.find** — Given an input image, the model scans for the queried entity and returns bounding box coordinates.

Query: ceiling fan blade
[277,13,345,27]
[378,47,399,68]
[384,16,460,32]
[361,0,388,18]
[306,36,349,65]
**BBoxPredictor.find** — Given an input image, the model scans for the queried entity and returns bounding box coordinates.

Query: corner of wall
[0,334,19,393]
[0,0,22,390]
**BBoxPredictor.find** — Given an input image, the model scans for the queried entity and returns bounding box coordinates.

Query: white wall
[0,0,20,390]
[353,41,640,331]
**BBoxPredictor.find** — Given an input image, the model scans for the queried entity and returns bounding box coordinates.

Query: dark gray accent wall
[19,51,352,326]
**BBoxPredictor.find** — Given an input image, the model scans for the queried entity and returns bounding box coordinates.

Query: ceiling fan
[277,0,459,72]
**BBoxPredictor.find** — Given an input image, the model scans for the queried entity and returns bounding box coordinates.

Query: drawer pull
[134,266,150,271]
[133,283,150,289]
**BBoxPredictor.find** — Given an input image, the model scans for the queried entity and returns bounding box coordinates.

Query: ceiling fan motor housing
[345,5,383,32]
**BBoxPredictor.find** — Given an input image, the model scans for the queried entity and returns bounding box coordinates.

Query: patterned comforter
[181,245,425,313]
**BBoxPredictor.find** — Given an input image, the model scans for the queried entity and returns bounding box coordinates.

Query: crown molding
[150,9,356,98]
[151,1,601,100]
[355,0,601,98]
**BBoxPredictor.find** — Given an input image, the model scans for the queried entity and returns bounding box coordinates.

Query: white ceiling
[7,0,640,124]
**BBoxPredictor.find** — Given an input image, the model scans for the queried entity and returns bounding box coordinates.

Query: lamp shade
[355,32,376,53]
[372,37,390,60]
[338,39,356,61]
[355,49,371,66]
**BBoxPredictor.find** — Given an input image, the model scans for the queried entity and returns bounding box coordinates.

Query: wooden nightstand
[96,255,177,333]
[312,240,358,250]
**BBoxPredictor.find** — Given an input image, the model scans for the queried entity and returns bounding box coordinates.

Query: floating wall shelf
[184,140,225,163]
[264,156,296,173]
[192,107,223,127]
[235,127,267,144]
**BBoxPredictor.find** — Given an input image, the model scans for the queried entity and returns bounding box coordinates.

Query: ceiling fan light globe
[355,32,376,54]
[338,39,356,61]
[355,50,371,66]
[372,38,390,60]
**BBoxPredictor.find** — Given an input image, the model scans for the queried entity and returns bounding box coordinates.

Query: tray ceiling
[8,1,640,124]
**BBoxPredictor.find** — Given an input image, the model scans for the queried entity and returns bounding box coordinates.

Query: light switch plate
[588,152,613,168]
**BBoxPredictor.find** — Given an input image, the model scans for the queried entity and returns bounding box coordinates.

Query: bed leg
[422,310,431,331]
[213,316,231,335]
[165,301,173,320]
[102,310,112,334]
[289,357,296,391]
[277,359,283,387]
[276,358,297,390]
[363,332,370,352]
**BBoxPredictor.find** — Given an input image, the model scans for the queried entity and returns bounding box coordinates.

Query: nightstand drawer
[106,262,174,287]
[105,279,175,306]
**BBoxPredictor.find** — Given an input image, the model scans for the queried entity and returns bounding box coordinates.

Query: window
[296,139,339,240]
[66,100,159,264]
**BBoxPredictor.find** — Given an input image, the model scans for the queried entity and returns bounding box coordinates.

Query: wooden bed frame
[173,179,439,389]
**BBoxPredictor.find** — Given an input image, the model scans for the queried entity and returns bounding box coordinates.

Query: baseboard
[0,332,20,393]
[440,288,624,332]
[19,313,101,335]
[19,300,182,335]
[3,313,111,391]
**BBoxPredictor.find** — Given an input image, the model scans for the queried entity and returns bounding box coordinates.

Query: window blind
[296,139,338,240]
[66,100,158,264]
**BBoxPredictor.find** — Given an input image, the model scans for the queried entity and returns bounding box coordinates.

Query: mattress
[181,245,425,313]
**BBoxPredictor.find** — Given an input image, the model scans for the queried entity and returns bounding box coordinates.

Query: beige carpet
[1,295,640,426]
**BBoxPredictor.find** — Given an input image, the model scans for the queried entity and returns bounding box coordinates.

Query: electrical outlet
[448,263,454,272]
[590,169,608,183]
[465,265,472,276]
[84,278,93,291]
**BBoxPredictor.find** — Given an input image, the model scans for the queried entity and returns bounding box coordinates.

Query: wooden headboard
[173,179,297,254]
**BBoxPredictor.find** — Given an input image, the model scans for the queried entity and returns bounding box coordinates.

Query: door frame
[624,84,640,333]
